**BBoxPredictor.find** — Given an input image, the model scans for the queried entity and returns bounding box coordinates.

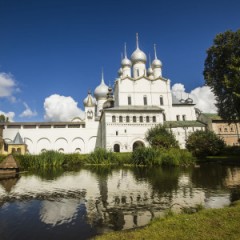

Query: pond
[0,163,240,240]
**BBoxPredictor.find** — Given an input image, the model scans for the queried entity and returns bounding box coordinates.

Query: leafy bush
[146,124,179,149]
[131,147,195,166]
[186,130,225,157]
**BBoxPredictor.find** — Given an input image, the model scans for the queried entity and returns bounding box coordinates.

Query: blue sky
[0,0,240,121]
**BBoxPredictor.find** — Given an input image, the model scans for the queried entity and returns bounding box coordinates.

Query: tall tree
[204,29,240,121]
[0,114,9,122]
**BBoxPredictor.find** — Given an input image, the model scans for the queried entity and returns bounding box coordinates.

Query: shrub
[131,147,161,166]
[146,124,179,149]
[87,148,118,164]
[131,147,195,166]
[186,130,225,157]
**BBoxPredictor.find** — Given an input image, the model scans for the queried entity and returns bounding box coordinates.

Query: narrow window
[139,116,143,122]
[143,96,147,106]
[160,96,164,106]
[177,115,180,121]
[128,96,132,105]
[116,131,118,136]
[119,116,123,122]
[112,116,116,122]
[182,115,186,121]
[146,116,150,122]
[133,116,136,122]
[163,113,166,121]
[219,128,222,132]
[124,129,127,133]
[126,116,130,122]
[153,116,156,122]
[137,69,140,77]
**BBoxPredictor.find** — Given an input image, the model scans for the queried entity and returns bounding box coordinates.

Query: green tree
[0,114,9,122]
[146,124,179,149]
[204,29,240,121]
[186,130,225,157]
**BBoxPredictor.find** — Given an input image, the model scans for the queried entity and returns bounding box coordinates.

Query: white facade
[1,35,205,154]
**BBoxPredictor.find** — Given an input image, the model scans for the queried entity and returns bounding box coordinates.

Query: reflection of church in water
[1,167,240,232]
[1,34,205,154]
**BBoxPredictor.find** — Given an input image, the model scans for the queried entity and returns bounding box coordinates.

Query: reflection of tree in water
[26,166,82,180]
[191,163,228,190]
[230,188,240,202]
[130,167,180,199]
[109,210,125,230]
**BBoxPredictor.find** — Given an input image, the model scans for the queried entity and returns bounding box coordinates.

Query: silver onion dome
[152,58,162,68]
[121,57,132,67]
[131,33,147,64]
[152,44,162,68]
[121,43,132,67]
[131,48,147,63]
[147,66,153,75]
[118,67,123,76]
[94,72,108,100]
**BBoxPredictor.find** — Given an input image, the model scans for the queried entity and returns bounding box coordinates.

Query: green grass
[95,201,240,240]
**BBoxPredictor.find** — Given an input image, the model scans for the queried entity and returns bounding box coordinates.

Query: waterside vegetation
[96,201,240,240]
[0,147,195,170]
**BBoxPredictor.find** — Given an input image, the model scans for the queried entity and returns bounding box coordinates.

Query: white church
[0,35,205,154]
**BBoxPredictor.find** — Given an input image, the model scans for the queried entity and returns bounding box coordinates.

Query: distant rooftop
[164,121,206,128]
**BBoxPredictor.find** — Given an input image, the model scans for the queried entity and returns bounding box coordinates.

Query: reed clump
[131,147,195,166]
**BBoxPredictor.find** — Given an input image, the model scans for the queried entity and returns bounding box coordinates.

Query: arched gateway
[132,141,145,151]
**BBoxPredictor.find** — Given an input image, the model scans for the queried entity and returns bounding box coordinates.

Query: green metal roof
[164,121,206,128]
[202,113,222,120]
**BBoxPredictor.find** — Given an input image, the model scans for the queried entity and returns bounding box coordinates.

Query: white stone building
[0,35,205,154]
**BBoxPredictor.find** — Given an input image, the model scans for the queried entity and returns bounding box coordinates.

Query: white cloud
[19,102,37,118]
[0,111,15,122]
[0,72,17,98]
[190,86,217,113]
[44,94,84,121]
[172,83,185,93]
[172,83,217,113]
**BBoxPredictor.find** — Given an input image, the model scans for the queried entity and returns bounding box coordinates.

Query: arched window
[75,148,81,153]
[119,116,123,122]
[112,115,116,122]
[128,96,131,105]
[153,116,156,122]
[176,115,180,121]
[126,116,130,122]
[87,110,93,119]
[143,96,147,106]
[114,144,120,152]
[146,116,150,123]
[139,116,143,122]
[160,96,164,105]
[133,141,144,151]
[133,116,136,122]
[182,115,186,121]
[17,148,21,154]
[58,148,64,153]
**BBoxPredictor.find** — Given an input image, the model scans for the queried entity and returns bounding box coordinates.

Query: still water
[0,163,240,240]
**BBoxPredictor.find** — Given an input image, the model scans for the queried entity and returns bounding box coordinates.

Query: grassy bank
[0,147,195,170]
[95,201,240,240]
